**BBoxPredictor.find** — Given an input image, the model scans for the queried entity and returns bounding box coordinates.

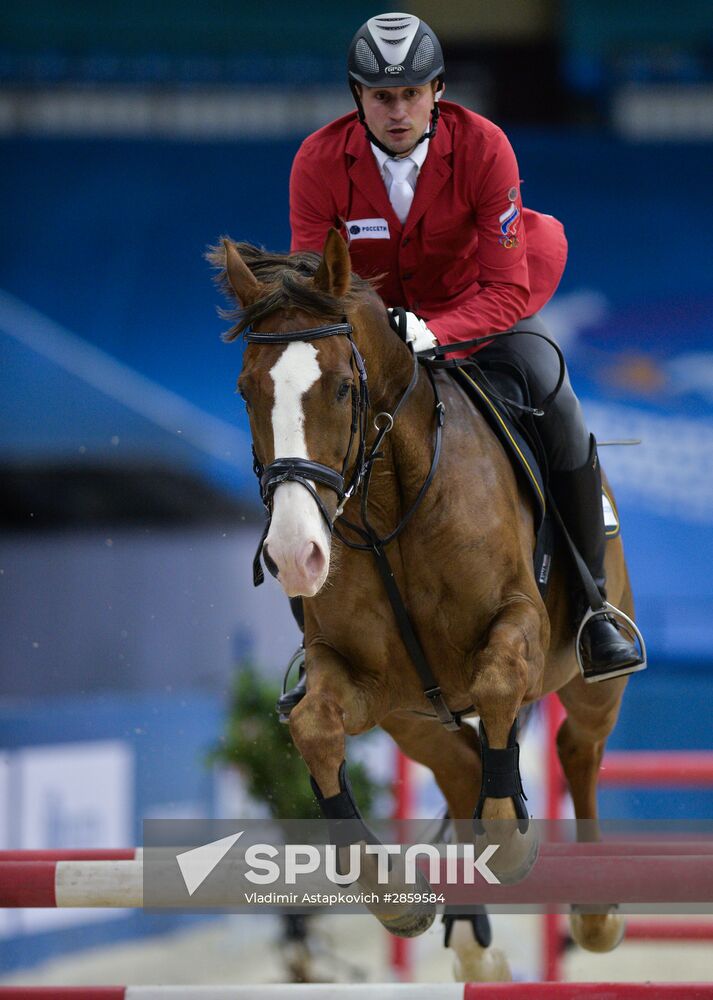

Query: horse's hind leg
[469,596,547,881]
[381,714,511,983]
[556,671,628,952]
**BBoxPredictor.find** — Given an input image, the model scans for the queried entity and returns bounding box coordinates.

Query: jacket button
[402,272,413,281]
[402,237,410,246]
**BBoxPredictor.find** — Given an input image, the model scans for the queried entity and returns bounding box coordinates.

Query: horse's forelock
[210,241,378,343]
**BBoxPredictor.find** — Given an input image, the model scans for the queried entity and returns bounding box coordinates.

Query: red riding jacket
[289,101,567,355]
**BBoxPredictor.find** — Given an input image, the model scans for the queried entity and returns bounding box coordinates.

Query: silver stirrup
[575,602,647,684]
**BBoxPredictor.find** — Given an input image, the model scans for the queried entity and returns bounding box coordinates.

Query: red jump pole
[540,694,713,981]
[0,992,125,999]
[600,752,713,787]
[0,850,138,862]
[0,861,57,907]
[624,920,713,941]
[464,986,713,999]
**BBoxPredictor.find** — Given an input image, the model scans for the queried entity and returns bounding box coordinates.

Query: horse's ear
[223,238,261,307]
[313,228,351,299]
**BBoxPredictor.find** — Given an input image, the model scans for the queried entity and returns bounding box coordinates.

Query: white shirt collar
[370,136,430,177]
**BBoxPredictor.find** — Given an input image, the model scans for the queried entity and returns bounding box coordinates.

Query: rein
[246,309,461,731]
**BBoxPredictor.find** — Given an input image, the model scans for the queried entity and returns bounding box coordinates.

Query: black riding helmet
[347,12,445,154]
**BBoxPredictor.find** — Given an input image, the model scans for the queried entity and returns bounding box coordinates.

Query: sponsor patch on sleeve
[345,218,390,241]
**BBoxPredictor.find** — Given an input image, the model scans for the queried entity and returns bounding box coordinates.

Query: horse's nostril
[262,542,279,579]
[303,541,326,579]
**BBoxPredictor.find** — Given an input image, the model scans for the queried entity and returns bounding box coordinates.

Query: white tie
[385,157,415,224]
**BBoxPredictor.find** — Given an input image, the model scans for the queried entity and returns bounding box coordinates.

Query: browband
[244,323,353,344]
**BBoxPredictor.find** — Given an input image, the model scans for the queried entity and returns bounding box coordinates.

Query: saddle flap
[452,365,547,529]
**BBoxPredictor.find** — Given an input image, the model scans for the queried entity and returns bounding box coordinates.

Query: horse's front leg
[288,643,354,797]
[470,594,547,882]
[289,643,436,938]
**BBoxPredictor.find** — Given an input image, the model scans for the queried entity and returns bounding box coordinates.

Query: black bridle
[246,321,369,576]
[246,310,443,572]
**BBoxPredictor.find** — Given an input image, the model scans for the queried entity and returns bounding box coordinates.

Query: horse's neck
[357,308,429,423]
[358,321,438,524]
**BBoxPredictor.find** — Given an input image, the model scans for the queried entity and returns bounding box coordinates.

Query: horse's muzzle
[263,536,329,598]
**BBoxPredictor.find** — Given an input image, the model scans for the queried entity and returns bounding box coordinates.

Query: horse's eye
[337,380,352,401]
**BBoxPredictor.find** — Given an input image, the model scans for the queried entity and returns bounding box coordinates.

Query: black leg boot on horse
[472,717,539,883]
[550,435,646,683]
[310,760,436,938]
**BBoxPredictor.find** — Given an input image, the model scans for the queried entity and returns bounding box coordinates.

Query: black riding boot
[550,435,646,683]
[276,597,307,722]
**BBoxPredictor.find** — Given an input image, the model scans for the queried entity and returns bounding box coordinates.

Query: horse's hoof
[449,920,511,983]
[569,907,626,953]
[380,902,436,938]
[453,946,511,983]
[363,865,436,938]
[476,821,539,885]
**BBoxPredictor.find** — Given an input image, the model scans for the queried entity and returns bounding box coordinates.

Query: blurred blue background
[1,0,713,974]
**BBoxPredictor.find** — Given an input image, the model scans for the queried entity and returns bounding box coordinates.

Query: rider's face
[359,82,439,155]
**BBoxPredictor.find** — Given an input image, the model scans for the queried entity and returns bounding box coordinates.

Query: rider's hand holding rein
[389,309,438,356]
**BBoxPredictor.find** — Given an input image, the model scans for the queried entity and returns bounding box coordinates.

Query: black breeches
[475,313,591,473]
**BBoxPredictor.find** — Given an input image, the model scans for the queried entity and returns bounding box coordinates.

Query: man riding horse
[277,11,645,719]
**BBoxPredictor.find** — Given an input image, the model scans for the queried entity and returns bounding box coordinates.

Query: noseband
[244,320,370,584]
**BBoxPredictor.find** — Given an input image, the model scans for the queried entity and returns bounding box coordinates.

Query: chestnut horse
[211,230,632,981]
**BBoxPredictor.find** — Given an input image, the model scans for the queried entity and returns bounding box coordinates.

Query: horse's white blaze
[270,341,320,457]
[265,341,331,597]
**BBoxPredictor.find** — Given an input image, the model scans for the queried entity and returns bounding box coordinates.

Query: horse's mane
[206,240,375,343]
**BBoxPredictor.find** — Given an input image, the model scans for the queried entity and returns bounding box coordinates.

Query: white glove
[389,309,438,354]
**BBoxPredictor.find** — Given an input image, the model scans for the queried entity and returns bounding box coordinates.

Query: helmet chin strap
[350,82,441,157]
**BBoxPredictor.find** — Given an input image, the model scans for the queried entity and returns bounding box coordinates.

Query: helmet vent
[349,14,443,88]
[355,38,380,75]
[411,35,435,73]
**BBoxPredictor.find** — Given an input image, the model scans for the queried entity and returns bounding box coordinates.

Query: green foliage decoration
[210,662,384,822]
